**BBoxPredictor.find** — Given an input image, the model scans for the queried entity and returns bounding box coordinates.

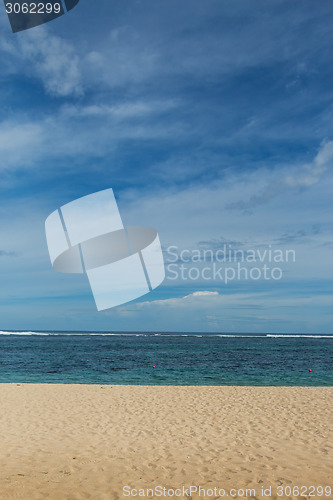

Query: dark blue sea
[0,331,332,386]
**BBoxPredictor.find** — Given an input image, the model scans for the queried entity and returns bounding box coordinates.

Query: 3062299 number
[5,3,62,15]
[277,485,332,497]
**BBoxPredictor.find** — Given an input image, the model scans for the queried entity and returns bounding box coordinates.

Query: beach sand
[0,385,331,500]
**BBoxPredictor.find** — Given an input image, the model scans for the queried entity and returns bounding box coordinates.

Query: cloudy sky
[0,0,332,333]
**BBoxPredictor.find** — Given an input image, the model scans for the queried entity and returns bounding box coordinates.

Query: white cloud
[123,291,218,309]
[285,140,333,188]
[225,140,333,211]
[21,28,83,96]
[105,288,333,333]
[0,96,186,172]
[60,99,178,119]
[0,26,82,97]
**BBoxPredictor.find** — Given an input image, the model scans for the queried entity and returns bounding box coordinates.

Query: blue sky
[0,0,332,333]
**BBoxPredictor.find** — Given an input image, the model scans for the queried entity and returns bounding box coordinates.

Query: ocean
[0,331,332,386]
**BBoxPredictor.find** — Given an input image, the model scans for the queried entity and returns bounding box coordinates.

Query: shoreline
[0,385,332,499]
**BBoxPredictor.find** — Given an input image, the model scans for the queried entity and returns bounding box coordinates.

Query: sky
[0,0,332,333]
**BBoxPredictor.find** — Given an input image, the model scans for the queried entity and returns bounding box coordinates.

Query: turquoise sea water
[0,331,332,385]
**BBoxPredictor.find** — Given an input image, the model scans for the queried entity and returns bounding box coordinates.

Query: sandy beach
[0,385,331,500]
